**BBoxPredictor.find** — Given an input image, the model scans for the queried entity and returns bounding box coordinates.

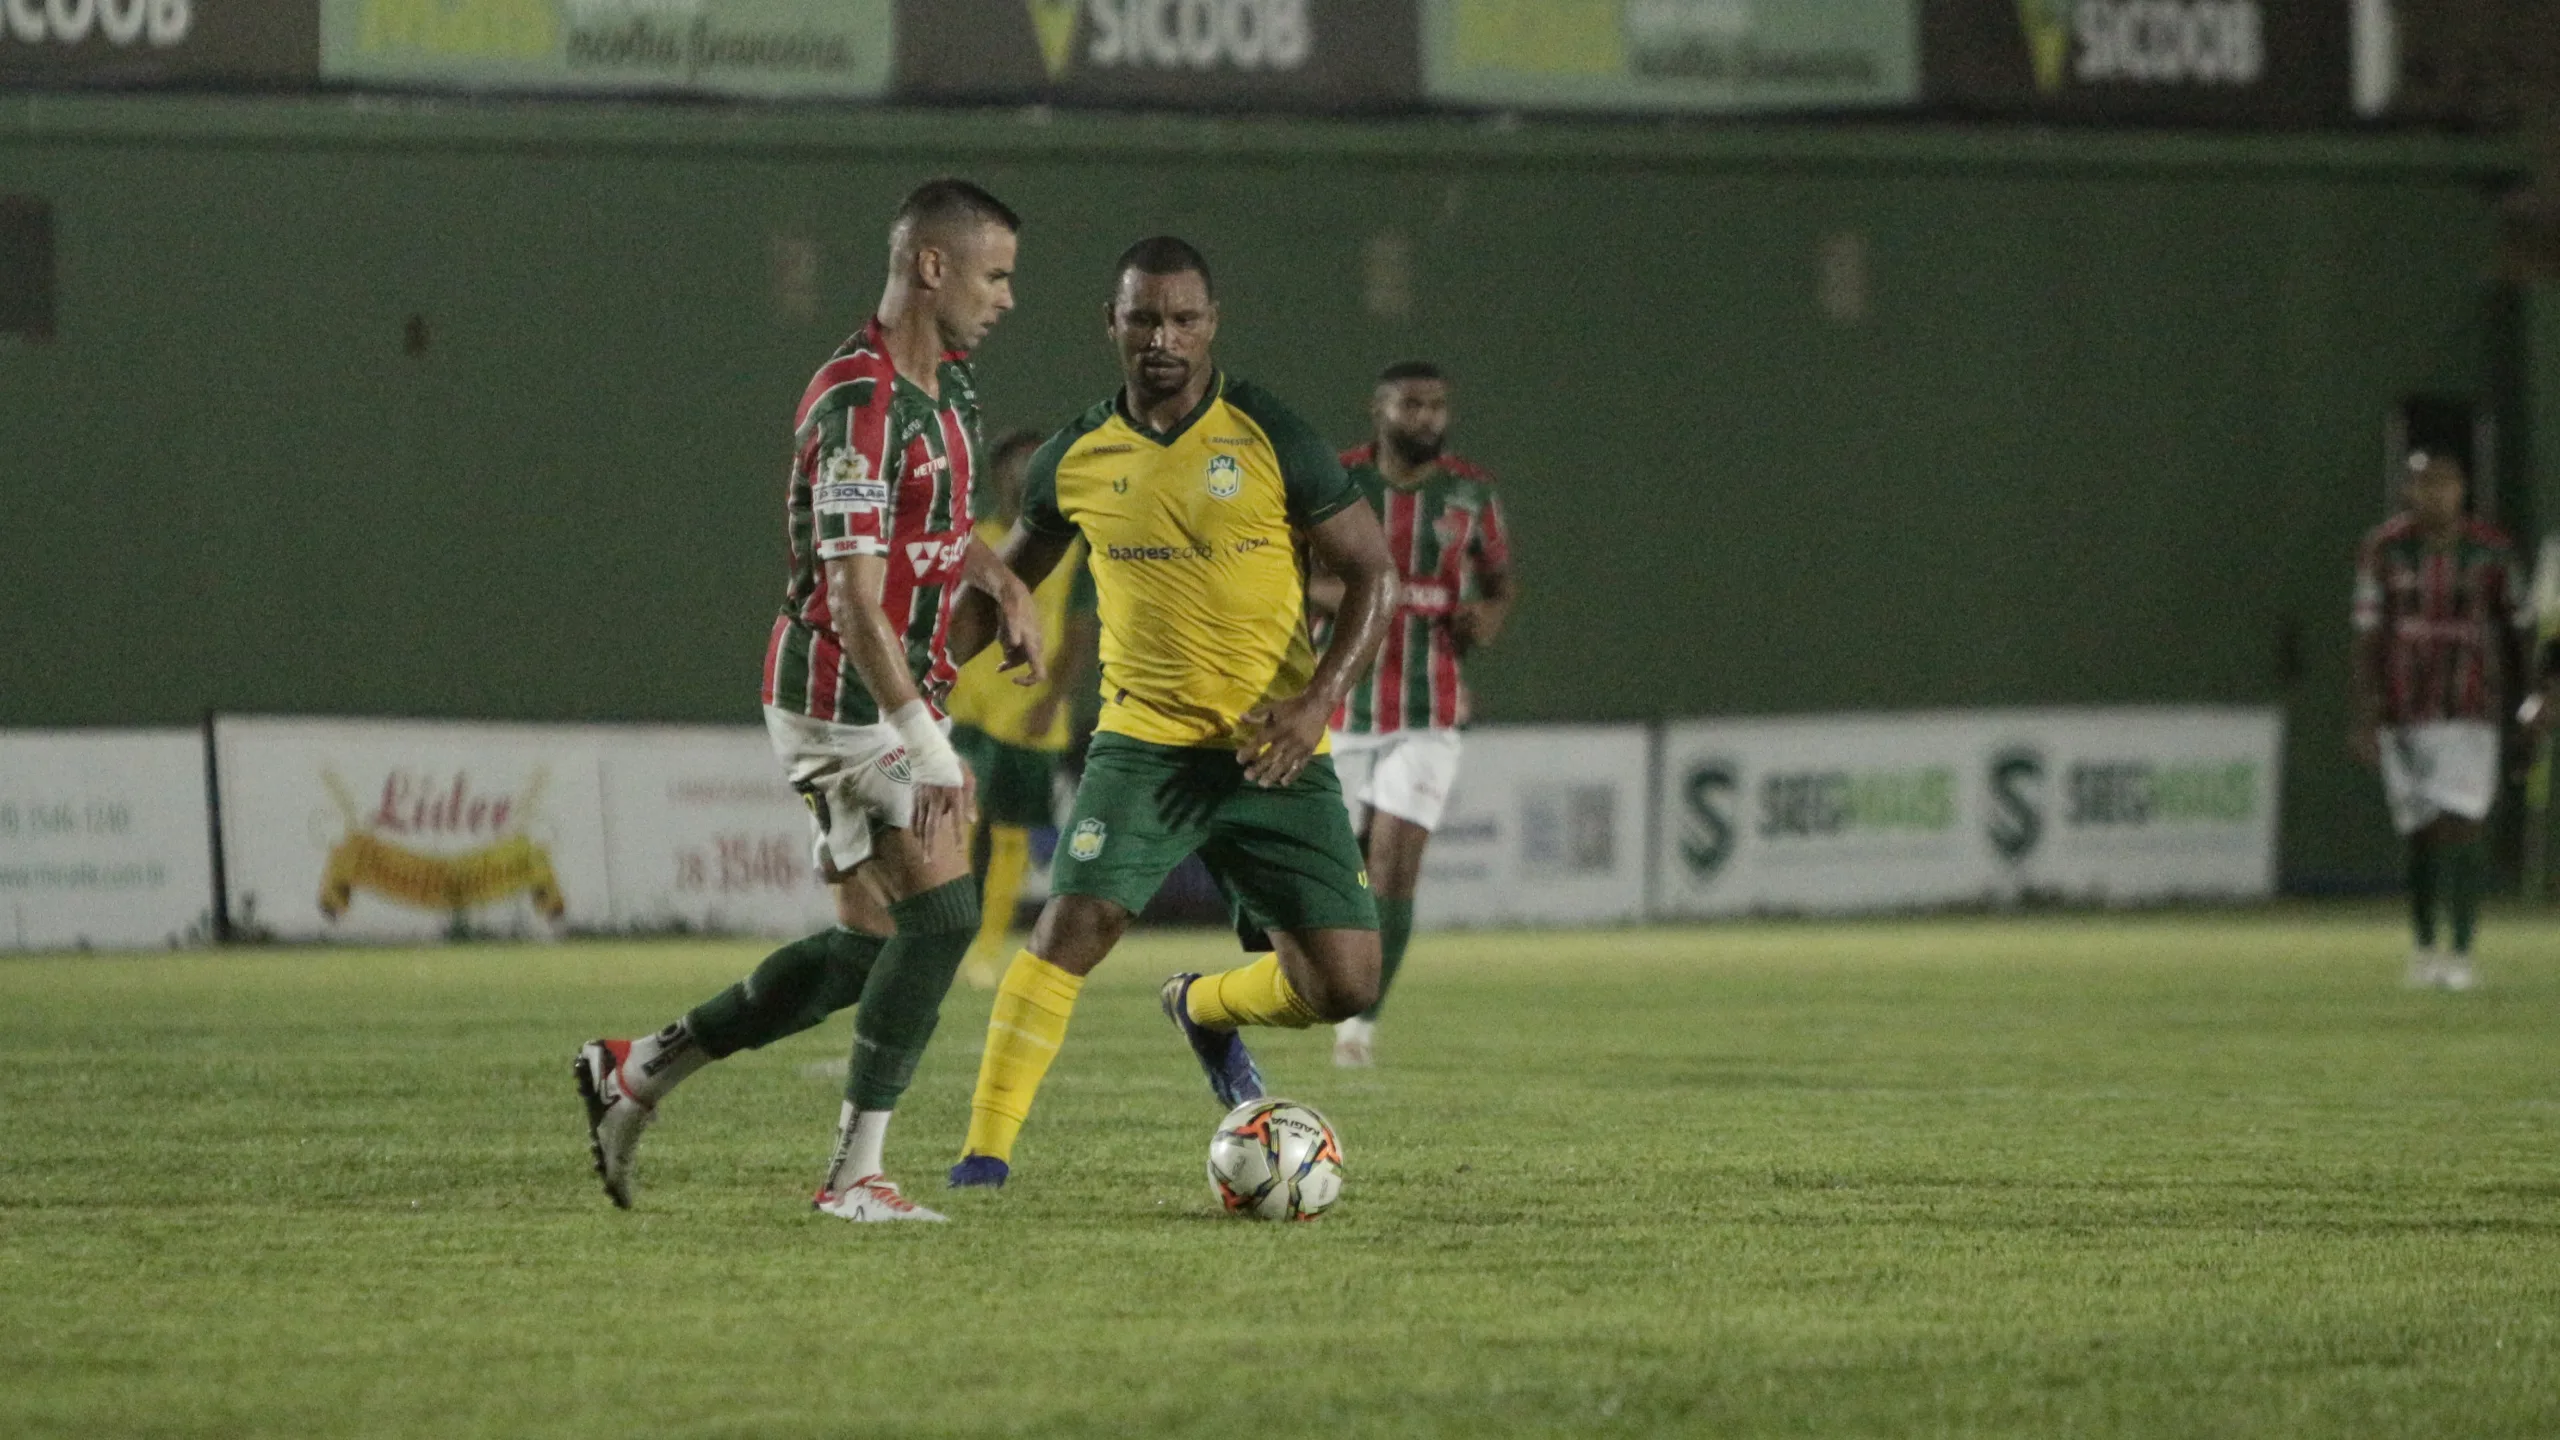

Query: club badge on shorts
[1068,817,1108,861]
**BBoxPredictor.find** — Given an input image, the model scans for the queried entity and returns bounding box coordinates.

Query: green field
[5,911,2558,1438]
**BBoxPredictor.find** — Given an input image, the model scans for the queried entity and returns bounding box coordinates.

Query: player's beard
[1388,431,1443,467]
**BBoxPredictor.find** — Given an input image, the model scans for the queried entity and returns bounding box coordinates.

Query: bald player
[941,235,1401,1189]
[575,178,1043,1222]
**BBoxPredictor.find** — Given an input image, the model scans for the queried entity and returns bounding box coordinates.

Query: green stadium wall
[0,96,2527,892]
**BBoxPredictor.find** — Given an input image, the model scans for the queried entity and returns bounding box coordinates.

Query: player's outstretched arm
[1239,500,1399,789]
[826,554,968,846]
[947,525,1072,669]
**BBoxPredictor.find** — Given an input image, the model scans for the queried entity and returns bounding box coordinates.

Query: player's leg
[2379,726,2444,987]
[2422,722,2501,991]
[951,893,1134,1186]
[811,773,983,1223]
[952,734,1205,1185]
[962,736,1052,990]
[575,717,897,1209]
[1333,729,1457,1066]
[1173,752,1381,1091]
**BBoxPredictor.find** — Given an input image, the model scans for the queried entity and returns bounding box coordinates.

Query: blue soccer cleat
[1160,973,1266,1108]
[947,1154,1009,1189]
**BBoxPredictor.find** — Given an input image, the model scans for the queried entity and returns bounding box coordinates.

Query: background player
[1310,360,1515,1068]
[945,428,1100,988]
[941,236,1401,1189]
[574,179,1043,1222]
[2350,451,2552,990]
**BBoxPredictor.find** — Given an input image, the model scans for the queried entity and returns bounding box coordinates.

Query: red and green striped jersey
[2352,513,2525,725]
[1323,444,1512,735]
[761,317,984,725]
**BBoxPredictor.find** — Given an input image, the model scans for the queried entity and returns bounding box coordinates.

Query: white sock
[624,1021,711,1105]
[824,1103,894,1192]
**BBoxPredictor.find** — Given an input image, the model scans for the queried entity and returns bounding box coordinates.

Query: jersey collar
[1115,370,1223,447]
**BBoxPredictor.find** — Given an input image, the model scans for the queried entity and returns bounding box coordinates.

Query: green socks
[1359,896,1415,1023]
[687,926,886,1058]
[846,878,980,1112]
[2406,840,2439,951]
[2441,836,2485,955]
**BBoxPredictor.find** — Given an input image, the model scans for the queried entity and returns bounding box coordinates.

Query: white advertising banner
[1653,707,2282,917]
[0,730,215,951]
[598,727,838,938]
[1411,724,1652,930]
[214,717,618,943]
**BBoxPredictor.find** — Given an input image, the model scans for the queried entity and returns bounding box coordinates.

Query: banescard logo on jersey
[1205,454,1242,500]
[2018,0,2264,92]
[2,0,191,47]
[1028,0,1313,79]
[314,768,566,924]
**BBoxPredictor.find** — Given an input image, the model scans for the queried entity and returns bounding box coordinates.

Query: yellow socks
[960,949,1085,1163]
[962,824,1031,990]
[1185,954,1320,1030]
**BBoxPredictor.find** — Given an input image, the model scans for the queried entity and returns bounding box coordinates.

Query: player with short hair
[941,235,1402,1189]
[2350,451,2555,989]
[946,428,1100,989]
[1311,360,1515,1067]
[574,178,1044,1221]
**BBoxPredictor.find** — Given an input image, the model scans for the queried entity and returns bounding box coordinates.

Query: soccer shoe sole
[573,1040,644,1210]
[1159,974,1266,1108]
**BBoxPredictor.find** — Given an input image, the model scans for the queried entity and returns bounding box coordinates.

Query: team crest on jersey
[822,448,872,485]
[1205,455,1242,501]
[1068,818,1107,861]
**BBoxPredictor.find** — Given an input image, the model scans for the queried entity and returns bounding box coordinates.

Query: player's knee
[1298,965,1378,1023]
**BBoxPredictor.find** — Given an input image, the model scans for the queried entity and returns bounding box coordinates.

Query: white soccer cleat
[1332,1016,1376,1069]
[2437,954,2478,991]
[574,1038,656,1210]
[2403,948,2443,990]
[813,1175,947,1223]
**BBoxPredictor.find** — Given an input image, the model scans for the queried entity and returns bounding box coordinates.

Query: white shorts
[1329,728,1464,832]
[763,705,930,879]
[2379,721,2499,835]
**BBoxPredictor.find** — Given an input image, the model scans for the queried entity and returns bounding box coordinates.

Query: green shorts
[952,724,1060,828]
[1053,732,1378,949]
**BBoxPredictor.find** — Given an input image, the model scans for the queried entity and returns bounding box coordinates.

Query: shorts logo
[876,747,914,785]
[1068,817,1107,861]
[1206,455,1242,501]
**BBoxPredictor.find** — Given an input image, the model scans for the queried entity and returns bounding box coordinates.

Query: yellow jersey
[1019,373,1359,750]
[943,522,1094,753]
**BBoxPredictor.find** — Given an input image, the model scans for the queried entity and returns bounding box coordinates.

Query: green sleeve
[1016,427,1079,539]
[1226,379,1358,527]
[1066,545,1099,617]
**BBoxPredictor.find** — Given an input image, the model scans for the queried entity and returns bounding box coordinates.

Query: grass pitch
[4,910,2558,1438]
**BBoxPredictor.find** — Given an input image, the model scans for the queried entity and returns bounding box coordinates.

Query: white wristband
[887,700,964,787]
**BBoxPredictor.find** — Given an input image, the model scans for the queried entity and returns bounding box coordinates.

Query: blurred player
[1310,360,1515,1067]
[573,179,1042,1221]
[942,236,1401,1189]
[945,429,1100,988]
[2350,451,2554,989]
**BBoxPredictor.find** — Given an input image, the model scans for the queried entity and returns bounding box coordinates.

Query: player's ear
[915,243,947,290]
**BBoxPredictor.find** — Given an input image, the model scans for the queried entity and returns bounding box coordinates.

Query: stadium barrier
[0,707,2282,951]
[0,729,215,951]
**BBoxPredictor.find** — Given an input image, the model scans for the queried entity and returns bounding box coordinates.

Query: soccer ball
[1207,1098,1344,1221]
